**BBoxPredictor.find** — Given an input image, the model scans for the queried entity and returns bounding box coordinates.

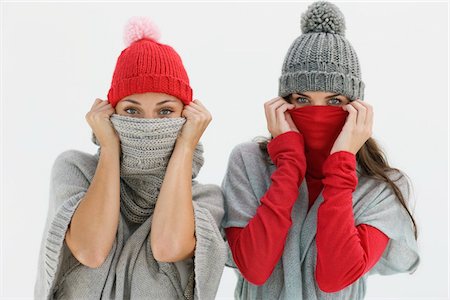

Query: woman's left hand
[178,99,212,150]
[330,99,373,155]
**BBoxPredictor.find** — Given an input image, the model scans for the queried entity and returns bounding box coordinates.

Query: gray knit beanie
[278,1,365,101]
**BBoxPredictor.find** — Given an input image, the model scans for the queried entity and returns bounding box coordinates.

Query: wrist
[174,140,195,156]
[99,143,121,159]
[330,147,356,155]
[100,141,120,151]
[267,132,306,177]
[323,151,357,178]
[268,131,304,158]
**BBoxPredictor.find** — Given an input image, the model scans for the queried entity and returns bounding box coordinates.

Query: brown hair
[256,106,418,240]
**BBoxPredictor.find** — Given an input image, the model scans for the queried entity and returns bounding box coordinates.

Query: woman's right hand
[264,97,299,138]
[85,98,120,149]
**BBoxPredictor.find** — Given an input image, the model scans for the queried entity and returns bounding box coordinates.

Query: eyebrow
[122,99,141,106]
[122,99,177,105]
[325,93,342,99]
[295,93,311,98]
[294,93,342,99]
[156,99,178,105]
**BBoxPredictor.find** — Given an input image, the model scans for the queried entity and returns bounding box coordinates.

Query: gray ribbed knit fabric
[34,115,227,299]
[93,114,204,224]
[221,142,420,299]
[279,1,365,101]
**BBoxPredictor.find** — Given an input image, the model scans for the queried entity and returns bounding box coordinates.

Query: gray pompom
[301,1,346,35]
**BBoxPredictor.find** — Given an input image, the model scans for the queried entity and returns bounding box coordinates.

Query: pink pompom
[123,16,161,47]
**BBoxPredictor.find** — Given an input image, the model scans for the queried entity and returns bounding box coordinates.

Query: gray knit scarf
[92,114,205,224]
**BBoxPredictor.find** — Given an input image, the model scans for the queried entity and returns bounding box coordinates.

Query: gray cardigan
[34,149,227,299]
[221,141,420,300]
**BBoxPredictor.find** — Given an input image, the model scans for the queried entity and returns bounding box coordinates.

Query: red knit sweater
[225,131,389,290]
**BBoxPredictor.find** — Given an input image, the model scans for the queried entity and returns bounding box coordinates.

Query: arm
[315,151,390,292]
[65,144,121,268]
[150,142,196,262]
[150,99,211,262]
[225,131,306,285]
[65,98,122,268]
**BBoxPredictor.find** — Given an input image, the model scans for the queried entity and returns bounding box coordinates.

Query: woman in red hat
[34,16,227,300]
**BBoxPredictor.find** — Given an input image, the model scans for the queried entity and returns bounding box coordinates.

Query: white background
[1,1,449,299]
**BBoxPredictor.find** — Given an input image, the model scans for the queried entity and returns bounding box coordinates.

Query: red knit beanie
[107,16,192,107]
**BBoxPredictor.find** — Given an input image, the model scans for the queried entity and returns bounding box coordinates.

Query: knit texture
[92,114,204,224]
[222,141,419,299]
[34,118,227,299]
[278,1,365,101]
[107,17,192,107]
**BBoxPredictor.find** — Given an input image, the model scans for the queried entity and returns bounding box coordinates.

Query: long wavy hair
[256,97,418,240]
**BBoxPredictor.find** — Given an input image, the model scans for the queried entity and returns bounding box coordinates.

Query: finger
[357,99,373,128]
[191,99,205,108]
[101,108,115,117]
[183,105,205,120]
[276,102,292,114]
[96,100,111,111]
[264,102,271,125]
[269,98,292,123]
[267,99,285,126]
[91,98,104,110]
[185,101,206,113]
[185,105,211,123]
[264,97,286,119]
[183,105,201,114]
[350,100,367,128]
[97,103,114,112]
[284,111,298,131]
[265,96,284,106]
[344,103,357,127]
[276,103,293,127]
[181,107,192,119]
[184,103,201,113]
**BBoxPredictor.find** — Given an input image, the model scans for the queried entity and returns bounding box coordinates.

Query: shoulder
[54,149,98,164]
[354,168,413,217]
[223,141,273,201]
[229,141,265,159]
[193,182,223,200]
[358,168,411,196]
[52,149,99,179]
[227,141,270,171]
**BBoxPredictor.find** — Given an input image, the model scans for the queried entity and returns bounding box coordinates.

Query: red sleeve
[225,131,306,285]
[315,151,390,293]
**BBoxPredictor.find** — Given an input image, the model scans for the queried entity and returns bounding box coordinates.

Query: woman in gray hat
[221,1,420,299]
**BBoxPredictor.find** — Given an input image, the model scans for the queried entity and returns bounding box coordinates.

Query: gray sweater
[34,149,227,299]
[221,141,420,299]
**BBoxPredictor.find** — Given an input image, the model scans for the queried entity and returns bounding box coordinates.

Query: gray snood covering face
[92,114,204,224]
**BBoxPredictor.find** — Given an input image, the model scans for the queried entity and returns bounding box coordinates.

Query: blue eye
[329,98,342,105]
[159,109,173,115]
[125,108,139,114]
[296,97,309,104]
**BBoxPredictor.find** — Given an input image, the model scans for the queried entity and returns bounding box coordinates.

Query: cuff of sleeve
[323,151,356,173]
[322,151,358,190]
[44,191,86,294]
[193,203,227,300]
[267,131,304,163]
